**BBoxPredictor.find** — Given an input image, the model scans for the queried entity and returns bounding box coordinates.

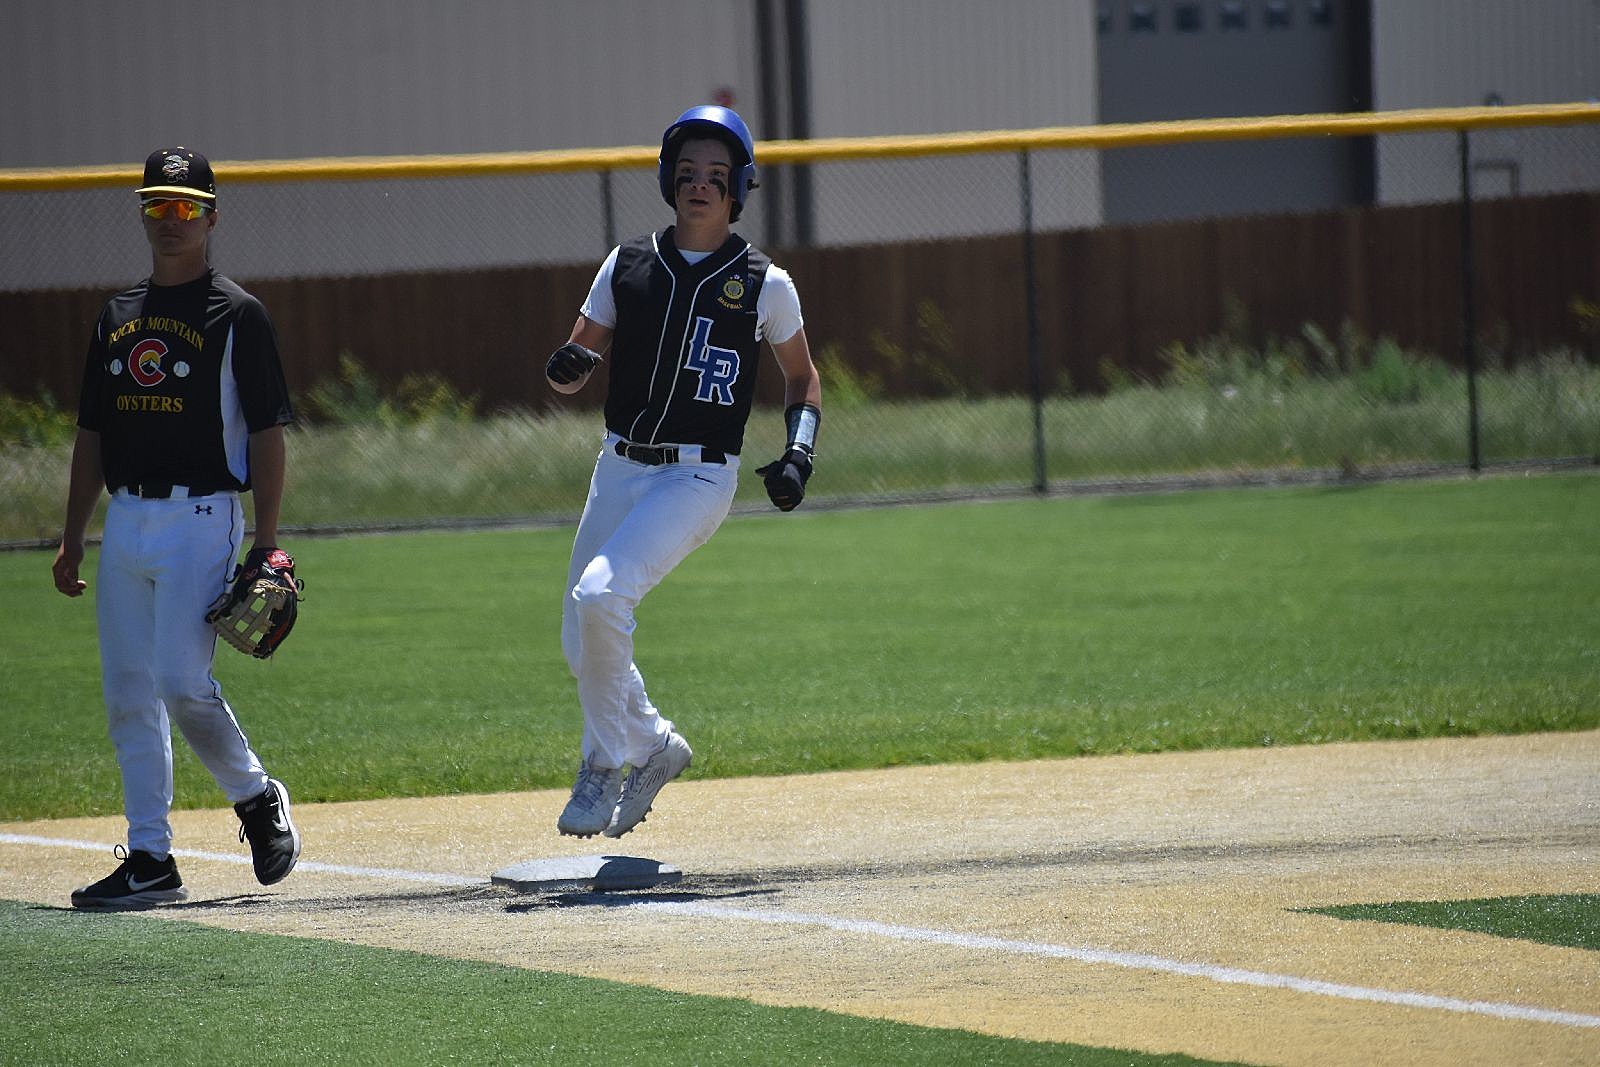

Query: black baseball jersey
[606,228,771,456]
[77,270,293,492]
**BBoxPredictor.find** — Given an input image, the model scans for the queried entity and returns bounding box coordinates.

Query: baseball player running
[52,147,302,908]
[545,105,822,838]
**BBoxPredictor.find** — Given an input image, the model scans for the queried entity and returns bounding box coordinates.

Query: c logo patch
[128,338,168,387]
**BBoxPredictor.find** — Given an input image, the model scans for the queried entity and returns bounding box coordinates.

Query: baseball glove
[205,546,302,659]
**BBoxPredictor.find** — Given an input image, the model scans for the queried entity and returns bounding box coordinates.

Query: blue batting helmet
[658,105,758,222]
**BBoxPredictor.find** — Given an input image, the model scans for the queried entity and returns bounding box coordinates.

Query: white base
[491,854,682,893]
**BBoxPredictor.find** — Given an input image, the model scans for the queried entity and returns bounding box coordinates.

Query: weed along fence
[1,103,1598,541]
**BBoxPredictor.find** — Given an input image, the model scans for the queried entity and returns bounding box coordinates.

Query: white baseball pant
[561,434,739,769]
[96,490,270,856]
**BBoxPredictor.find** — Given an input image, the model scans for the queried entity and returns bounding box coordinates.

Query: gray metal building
[1,1,1595,289]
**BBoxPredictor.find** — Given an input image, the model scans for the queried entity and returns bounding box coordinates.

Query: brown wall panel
[5,193,1594,414]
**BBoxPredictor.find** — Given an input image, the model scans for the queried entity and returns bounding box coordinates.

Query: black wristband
[784,402,821,456]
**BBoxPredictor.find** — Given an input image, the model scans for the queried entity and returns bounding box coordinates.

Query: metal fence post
[1458,129,1482,472]
[600,169,617,251]
[1020,149,1047,494]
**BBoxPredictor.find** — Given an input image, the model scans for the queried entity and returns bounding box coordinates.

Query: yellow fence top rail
[4,102,1597,192]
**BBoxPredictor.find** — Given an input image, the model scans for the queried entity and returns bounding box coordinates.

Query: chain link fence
[3,105,1598,544]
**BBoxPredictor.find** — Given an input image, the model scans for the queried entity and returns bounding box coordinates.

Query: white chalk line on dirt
[0,832,480,886]
[637,901,1600,1030]
[9,831,1597,1030]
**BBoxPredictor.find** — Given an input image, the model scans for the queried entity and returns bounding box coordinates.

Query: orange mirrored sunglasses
[141,198,212,221]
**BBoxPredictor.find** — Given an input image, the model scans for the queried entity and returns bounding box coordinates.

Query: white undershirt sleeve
[578,246,621,329]
[757,264,804,345]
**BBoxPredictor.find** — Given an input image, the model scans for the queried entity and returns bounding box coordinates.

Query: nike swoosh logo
[693,474,714,483]
[126,873,169,892]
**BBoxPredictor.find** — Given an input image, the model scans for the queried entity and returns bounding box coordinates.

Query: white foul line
[8,831,1596,1029]
[0,832,480,887]
[635,900,1600,1030]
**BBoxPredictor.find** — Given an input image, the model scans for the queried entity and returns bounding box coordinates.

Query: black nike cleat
[71,845,189,910]
[235,777,302,885]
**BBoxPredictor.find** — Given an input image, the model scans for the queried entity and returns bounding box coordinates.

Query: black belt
[613,441,726,466]
[119,483,217,499]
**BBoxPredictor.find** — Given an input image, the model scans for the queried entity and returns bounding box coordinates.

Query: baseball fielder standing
[545,105,822,838]
[52,147,302,908]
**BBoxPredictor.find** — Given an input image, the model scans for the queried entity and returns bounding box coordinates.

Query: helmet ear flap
[731,160,758,222]
[717,156,756,223]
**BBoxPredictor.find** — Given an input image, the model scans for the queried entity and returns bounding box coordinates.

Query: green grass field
[3,472,1596,1063]
[2,472,1597,821]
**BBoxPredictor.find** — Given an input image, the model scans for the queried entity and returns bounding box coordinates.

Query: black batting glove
[546,342,601,385]
[755,447,813,512]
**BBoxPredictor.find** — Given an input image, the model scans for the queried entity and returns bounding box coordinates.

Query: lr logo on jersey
[683,316,739,406]
[128,338,168,387]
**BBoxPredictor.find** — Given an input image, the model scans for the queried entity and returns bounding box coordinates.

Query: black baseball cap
[136,147,217,201]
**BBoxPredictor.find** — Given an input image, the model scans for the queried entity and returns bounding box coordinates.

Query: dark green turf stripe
[1300,894,1600,950]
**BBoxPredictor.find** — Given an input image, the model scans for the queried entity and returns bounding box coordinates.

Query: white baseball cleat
[605,730,692,838]
[557,757,624,837]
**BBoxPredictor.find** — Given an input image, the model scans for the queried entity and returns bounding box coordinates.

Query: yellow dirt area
[4,731,1598,1066]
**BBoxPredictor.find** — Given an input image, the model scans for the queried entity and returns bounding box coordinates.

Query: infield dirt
[5,730,1598,1066]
